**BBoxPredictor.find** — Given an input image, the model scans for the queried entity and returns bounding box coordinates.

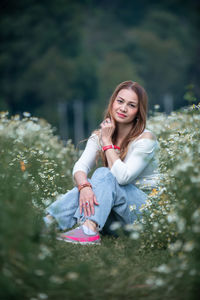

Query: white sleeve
[72,134,101,178]
[110,139,157,185]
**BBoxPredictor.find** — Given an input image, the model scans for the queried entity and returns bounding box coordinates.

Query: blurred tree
[87,51,143,127]
[81,1,198,116]
[122,9,194,109]
[0,0,199,140]
[97,52,143,111]
[0,0,91,128]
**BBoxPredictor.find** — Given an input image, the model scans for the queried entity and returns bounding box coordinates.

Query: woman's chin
[115,116,128,123]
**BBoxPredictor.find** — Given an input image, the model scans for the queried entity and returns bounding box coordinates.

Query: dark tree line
[0,0,199,142]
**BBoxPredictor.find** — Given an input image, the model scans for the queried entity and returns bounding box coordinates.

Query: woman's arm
[110,138,158,185]
[74,171,99,217]
[100,119,157,185]
[74,170,88,186]
[100,118,120,168]
[103,131,156,170]
[72,134,100,178]
[72,134,100,217]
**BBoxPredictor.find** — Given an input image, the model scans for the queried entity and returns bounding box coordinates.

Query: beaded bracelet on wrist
[102,144,120,152]
[78,182,92,192]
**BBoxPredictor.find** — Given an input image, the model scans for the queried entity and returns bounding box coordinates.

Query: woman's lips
[117,112,126,118]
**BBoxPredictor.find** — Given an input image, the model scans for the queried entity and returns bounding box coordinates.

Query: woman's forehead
[116,89,138,103]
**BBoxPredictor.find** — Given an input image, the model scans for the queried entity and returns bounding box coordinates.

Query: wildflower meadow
[0,104,199,300]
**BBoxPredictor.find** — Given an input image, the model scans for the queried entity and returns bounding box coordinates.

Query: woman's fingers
[90,195,99,216]
[101,118,111,127]
[90,199,95,215]
[86,202,91,217]
[101,118,115,136]
[105,118,111,124]
[83,204,88,217]
[93,195,99,206]
[79,189,99,217]
[80,199,89,217]
[79,199,83,215]
[103,119,111,126]
[79,196,88,216]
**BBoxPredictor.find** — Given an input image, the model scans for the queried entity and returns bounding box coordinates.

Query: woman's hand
[100,118,115,145]
[79,187,99,217]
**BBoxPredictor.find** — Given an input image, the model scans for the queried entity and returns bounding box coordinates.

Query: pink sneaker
[57,226,101,245]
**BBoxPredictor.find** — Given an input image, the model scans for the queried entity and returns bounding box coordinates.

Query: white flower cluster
[128,105,200,290]
[0,111,79,209]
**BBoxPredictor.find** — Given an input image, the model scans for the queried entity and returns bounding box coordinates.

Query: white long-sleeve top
[72,129,160,192]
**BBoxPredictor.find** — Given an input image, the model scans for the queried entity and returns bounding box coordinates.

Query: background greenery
[0,0,199,142]
[1,1,199,299]
[0,103,199,300]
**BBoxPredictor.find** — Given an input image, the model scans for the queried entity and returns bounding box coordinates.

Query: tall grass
[0,105,199,300]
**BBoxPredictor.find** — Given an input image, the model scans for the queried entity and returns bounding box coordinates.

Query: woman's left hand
[100,118,115,145]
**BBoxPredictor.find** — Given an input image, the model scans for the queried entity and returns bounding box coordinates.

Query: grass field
[0,106,199,300]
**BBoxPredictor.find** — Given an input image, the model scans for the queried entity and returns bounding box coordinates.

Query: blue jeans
[46,167,147,232]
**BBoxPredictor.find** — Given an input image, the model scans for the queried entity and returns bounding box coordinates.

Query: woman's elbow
[111,169,138,185]
[115,175,133,185]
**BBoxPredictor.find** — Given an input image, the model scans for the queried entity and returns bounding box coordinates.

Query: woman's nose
[120,104,127,112]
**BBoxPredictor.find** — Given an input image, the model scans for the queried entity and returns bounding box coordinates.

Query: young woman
[44,80,159,245]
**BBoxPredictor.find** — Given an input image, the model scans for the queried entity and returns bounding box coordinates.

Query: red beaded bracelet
[102,145,121,151]
[78,182,92,192]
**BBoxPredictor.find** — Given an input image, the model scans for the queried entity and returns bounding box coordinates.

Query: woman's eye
[117,99,123,103]
[129,104,135,108]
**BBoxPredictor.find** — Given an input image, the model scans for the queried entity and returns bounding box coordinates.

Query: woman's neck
[115,123,133,146]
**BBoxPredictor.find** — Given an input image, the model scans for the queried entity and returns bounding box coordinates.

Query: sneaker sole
[56,236,101,245]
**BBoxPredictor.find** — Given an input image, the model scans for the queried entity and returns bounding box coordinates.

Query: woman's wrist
[101,139,112,146]
[78,182,92,192]
[102,144,120,151]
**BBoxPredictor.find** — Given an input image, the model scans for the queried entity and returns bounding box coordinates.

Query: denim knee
[92,167,110,179]
[90,167,117,191]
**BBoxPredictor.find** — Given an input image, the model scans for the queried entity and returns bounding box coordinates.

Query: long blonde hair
[97,80,148,166]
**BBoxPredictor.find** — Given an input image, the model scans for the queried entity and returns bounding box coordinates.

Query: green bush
[128,104,200,295]
[0,112,78,299]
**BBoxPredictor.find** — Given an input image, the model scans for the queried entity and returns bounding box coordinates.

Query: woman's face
[111,88,139,124]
